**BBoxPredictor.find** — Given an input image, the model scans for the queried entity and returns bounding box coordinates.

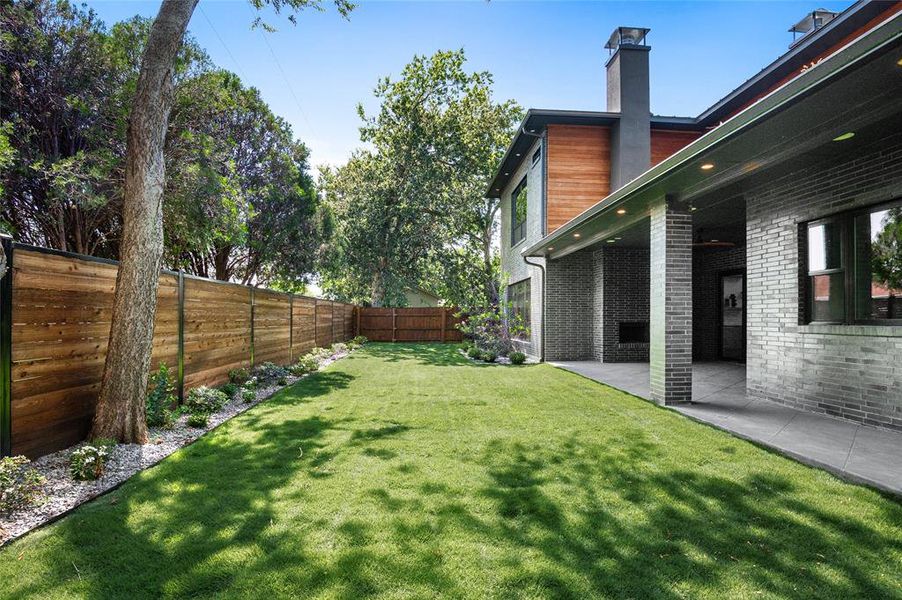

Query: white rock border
[457,348,537,365]
[0,349,352,547]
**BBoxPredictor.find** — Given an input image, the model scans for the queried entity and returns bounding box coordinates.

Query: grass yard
[1,343,900,599]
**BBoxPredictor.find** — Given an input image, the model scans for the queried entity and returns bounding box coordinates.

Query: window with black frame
[508,279,531,335]
[511,177,527,245]
[805,200,902,324]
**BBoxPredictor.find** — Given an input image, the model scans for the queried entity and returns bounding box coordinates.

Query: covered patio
[551,360,902,495]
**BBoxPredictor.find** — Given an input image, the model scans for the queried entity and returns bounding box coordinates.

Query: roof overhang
[524,11,902,260]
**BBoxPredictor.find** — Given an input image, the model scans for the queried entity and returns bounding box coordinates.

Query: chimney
[789,9,838,48]
[605,27,651,190]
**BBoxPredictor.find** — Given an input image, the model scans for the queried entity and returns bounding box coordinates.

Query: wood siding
[546,125,611,233]
[650,129,703,166]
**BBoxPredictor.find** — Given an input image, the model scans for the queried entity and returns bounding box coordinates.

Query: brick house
[492,1,902,430]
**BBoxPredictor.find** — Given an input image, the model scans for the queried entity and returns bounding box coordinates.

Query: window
[804,200,902,324]
[508,279,531,335]
[511,177,527,245]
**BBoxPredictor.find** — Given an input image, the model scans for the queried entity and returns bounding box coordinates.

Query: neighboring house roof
[522,10,902,258]
[487,1,901,200]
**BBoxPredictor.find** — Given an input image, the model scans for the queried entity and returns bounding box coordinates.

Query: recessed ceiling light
[504,172,509,176]
[515,153,521,157]
[700,163,715,171]
[690,206,698,211]
[711,239,719,242]
[832,132,855,142]
[573,233,581,239]
[606,239,616,243]
[547,246,554,251]
[616,208,627,215]
[897,56,902,67]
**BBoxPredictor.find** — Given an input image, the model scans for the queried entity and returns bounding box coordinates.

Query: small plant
[185,386,228,415]
[0,456,45,514]
[253,362,290,385]
[244,376,259,389]
[242,388,256,403]
[331,342,348,355]
[509,351,526,365]
[69,439,116,481]
[277,376,288,386]
[186,412,209,428]
[458,303,529,357]
[480,350,497,363]
[292,354,320,375]
[228,368,250,385]
[352,335,368,346]
[219,382,239,398]
[466,346,482,359]
[146,364,176,428]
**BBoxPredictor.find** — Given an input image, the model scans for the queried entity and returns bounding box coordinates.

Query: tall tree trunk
[91,0,198,443]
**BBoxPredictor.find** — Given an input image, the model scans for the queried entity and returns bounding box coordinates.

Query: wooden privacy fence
[357,307,463,342]
[0,241,355,458]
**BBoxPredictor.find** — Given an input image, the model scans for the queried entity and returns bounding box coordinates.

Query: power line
[199,4,249,82]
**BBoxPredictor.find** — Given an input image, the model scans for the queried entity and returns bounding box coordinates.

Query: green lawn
[2,343,900,599]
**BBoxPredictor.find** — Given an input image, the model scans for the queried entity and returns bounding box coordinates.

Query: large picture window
[511,177,527,246]
[508,279,531,336]
[805,200,902,324]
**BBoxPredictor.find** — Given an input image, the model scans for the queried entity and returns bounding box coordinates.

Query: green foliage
[508,351,526,365]
[244,376,259,390]
[0,456,45,514]
[872,207,902,293]
[228,368,250,385]
[352,335,368,346]
[220,382,240,398]
[186,412,209,428]
[458,303,529,357]
[331,342,348,355]
[184,386,228,415]
[479,350,497,363]
[277,377,288,386]
[69,439,116,481]
[253,362,290,385]
[242,389,257,403]
[466,345,482,359]
[319,49,521,307]
[291,354,320,375]
[311,347,332,361]
[146,364,177,428]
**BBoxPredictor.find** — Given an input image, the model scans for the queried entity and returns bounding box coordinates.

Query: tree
[320,49,521,308]
[91,0,353,443]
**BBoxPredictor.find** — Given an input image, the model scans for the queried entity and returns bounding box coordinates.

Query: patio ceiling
[526,12,902,260]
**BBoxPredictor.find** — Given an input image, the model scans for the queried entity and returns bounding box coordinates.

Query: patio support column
[649,195,693,405]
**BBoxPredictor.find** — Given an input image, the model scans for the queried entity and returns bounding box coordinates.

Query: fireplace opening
[619,321,649,344]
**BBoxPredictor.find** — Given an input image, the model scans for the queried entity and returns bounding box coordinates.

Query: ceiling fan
[692,228,735,248]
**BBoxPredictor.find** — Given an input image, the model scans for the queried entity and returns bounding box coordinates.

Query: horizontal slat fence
[1,243,355,458]
[357,307,462,343]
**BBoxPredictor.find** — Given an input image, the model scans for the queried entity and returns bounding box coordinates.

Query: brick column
[649,195,693,405]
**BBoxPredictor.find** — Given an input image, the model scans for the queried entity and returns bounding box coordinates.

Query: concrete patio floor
[550,360,902,497]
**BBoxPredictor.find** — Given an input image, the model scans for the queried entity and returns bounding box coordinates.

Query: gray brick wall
[693,246,746,361]
[746,130,902,430]
[545,248,596,360]
[600,247,650,362]
[650,197,693,405]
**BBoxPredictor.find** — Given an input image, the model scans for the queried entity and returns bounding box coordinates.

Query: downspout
[523,256,546,362]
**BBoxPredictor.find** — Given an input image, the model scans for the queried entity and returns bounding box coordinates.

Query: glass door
[720,272,746,362]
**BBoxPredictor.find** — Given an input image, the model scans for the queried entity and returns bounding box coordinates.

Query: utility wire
[199,4,250,82]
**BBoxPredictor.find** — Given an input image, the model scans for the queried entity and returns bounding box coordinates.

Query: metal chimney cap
[605,27,651,50]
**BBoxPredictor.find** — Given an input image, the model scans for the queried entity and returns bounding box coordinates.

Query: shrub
[509,351,526,365]
[254,362,290,385]
[219,382,239,398]
[242,389,256,403]
[466,346,482,359]
[244,376,259,389]
[228,368,250,385]
[291,354,320,375]
[331,342,348,355]
[0,456,45,514]
[69,439,115,481]
[185,386,228,415]
[458,303,528,357]
[311,347,332,361]
[186,412,208,428]
[480,350,497,363]
[352,335,368,346]
[277,376,288,386]
[146,364,176,429]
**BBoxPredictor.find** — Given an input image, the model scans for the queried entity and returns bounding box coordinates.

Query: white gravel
[0,350,350,546]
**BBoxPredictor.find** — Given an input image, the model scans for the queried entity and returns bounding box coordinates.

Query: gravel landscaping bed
[0,350,350,547]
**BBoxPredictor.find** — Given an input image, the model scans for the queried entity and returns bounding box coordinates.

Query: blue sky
[86,0,854,172]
